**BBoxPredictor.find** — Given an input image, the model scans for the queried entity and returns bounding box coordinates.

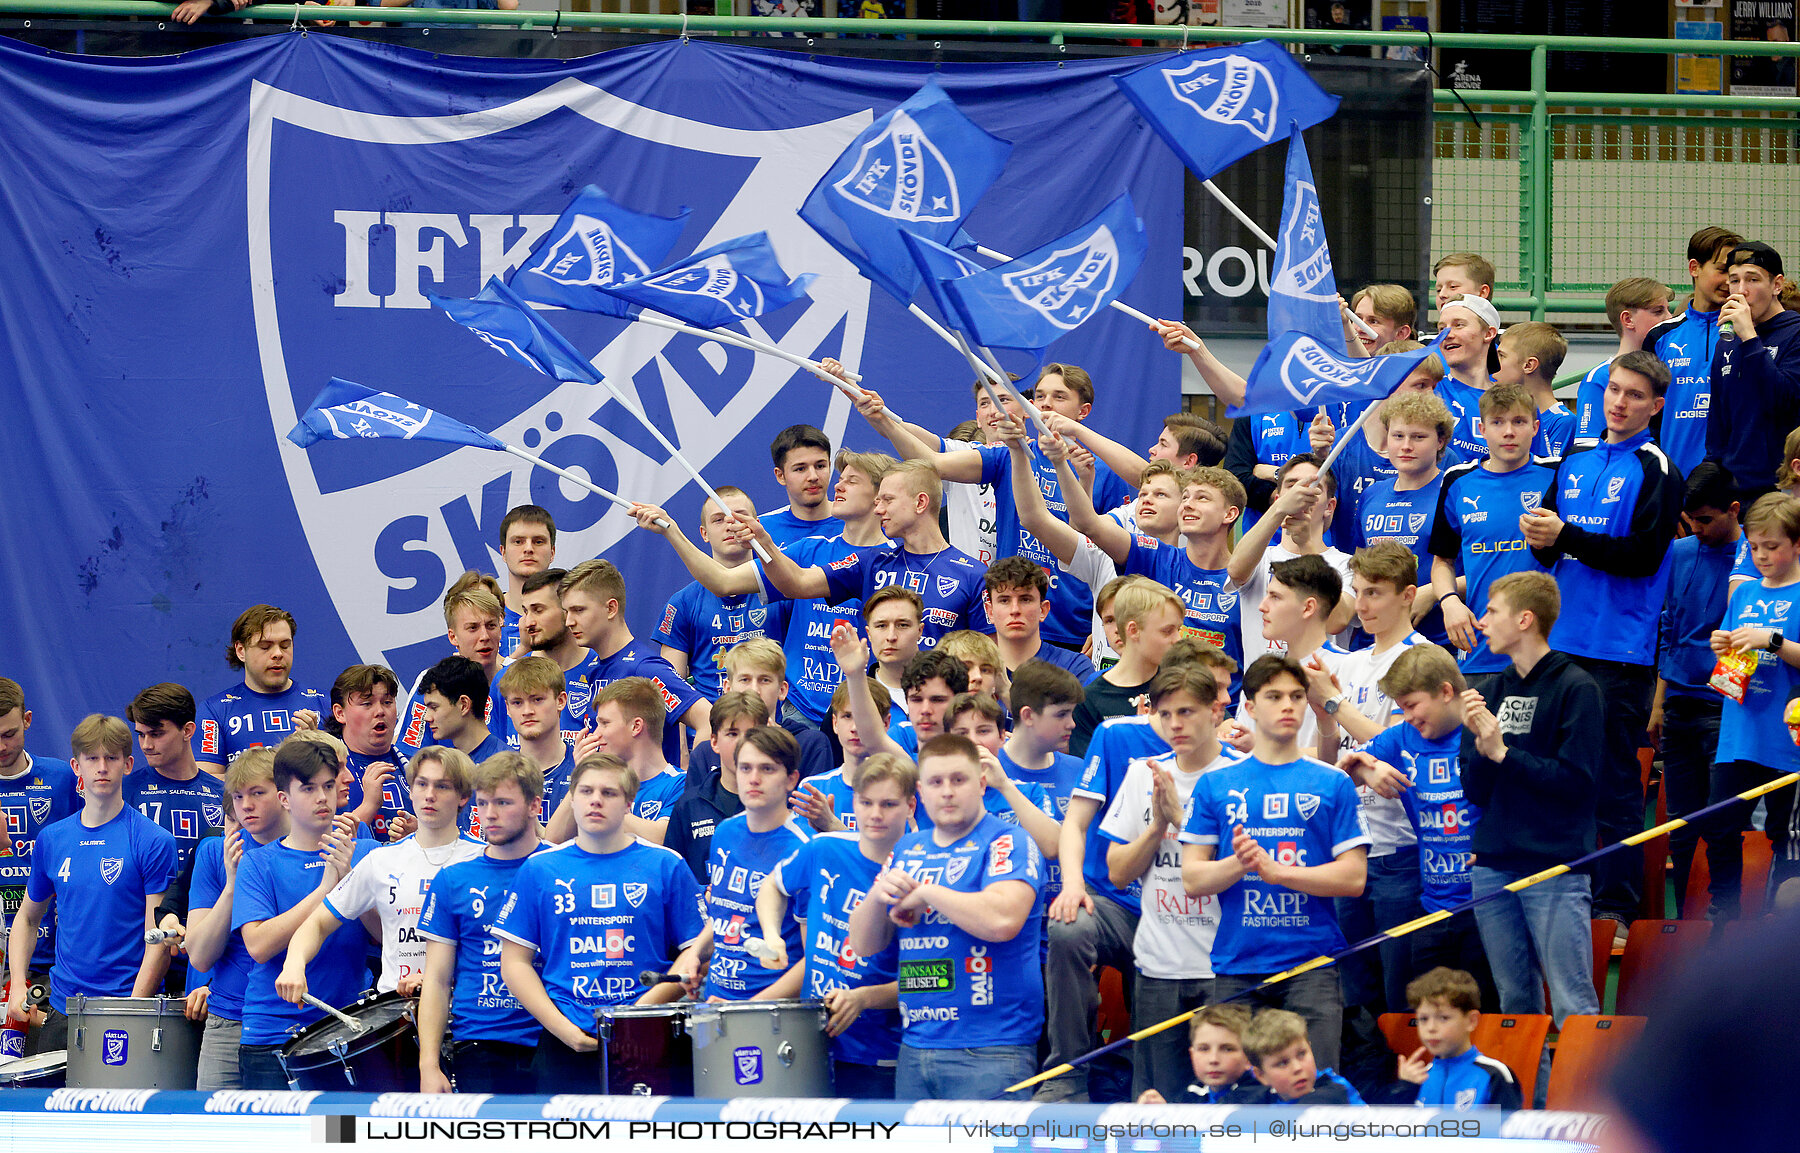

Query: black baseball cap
[1726,240,1783,277]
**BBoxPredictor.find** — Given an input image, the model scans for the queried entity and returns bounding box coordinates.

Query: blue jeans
[1335,846,1424,1014]
[1470,866,1598,1026]
[1662,693,1722,910]
[238,1043,291,1091]
[832,1059,897,1099]
[896,1044,1035,1101]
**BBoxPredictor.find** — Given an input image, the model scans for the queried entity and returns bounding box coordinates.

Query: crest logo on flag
[100,857,125,885]
[102,1030,129,1067]
[1000,226,1121,332]
[1296,793,1321,821]
[328,398,430,440]
[1270,183,1334,303]
[642,256,765,321]
[733,1046,764,1085]
[29,798,50,824]
[1408,513,1428,535]
[944,855,969,884]
[623,882,647,908]
[1277,338,1376,406]
[832,110,962,223]
[1520,491,1543,511]
[1163,54,1280,143]
[526,214,654,288]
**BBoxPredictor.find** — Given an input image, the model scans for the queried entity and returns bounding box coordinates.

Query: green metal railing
[3,2,1797,320]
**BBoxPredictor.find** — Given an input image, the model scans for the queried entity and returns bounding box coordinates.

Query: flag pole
[497,443,668,528]
[490,280,772,562]
[966,244,1206,352]
[632,311,866,385]
[903,303,1054,440]
[1192,183,1383,343]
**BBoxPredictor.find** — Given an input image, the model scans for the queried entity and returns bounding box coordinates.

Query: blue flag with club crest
[1267,123,1346,353]
[287,378,505,451]
[937,193,1147,354]
[429,278,598,382]
[1114,41,1340,181]
[1234,331,1445,418]
[599,232,814,330]
[508,186,689,318]
[800,77,1013,304]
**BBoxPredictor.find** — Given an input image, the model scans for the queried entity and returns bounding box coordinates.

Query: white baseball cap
[1439,294,1502,332]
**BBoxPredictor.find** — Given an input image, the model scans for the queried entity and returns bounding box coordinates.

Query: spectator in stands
[1235,1008,1366,1105]
[1709,241,1800,505]
[1396,967,1522,1110]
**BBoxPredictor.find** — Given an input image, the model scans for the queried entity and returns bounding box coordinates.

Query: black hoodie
[1707,307,1800,499]
[1461,649,1604,873]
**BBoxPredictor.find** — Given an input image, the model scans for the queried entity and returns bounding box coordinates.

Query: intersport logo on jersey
[247,76,872,667]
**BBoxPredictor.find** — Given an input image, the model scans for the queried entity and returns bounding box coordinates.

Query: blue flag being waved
[429,278,597,382]
[1268,123,1346,353]
[900,231,987,325]
[286,378,504,451]
[508,186,689,318]
[1234,332,1445,418]
[800,77,1013,304]
[935,193,1147,355]
[1114,41,1340,182]
[600,232,814,330]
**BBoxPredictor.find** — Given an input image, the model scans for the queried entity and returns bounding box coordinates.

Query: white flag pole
[633,311,866,385]
[965,244,1205,352]
[499,443,670,528]
[903,303,1055,441]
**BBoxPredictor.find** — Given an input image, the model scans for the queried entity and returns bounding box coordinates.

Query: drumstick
[636,970,686,987]
[303,993,368,1034]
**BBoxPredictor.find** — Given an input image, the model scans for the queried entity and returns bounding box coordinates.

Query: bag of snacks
[1710,648,1758,704]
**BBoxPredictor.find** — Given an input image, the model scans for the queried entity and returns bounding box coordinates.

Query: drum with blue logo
[66,995,200,1089]
[687,999,829,1099]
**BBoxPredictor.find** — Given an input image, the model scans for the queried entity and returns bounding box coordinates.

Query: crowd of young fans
[3,229,1796,1108]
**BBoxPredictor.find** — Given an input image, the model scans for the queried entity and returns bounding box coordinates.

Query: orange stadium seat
[1378,1012,1550,1106]
[1681,830,1773,919]
[1544,1015,1647,1111]
[1617,920,1711,1016]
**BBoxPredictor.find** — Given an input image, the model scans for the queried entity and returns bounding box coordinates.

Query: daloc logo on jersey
[831,110,963,223]
[1162,54,1280,144]
[527,214,655,288]
[249,75,871,671]
[1001,226,1121,332]
[99,857,125,886]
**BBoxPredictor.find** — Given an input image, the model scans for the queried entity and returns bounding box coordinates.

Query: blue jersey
[1717,580,1800,770]
[1367,724,1479,913]
[1072,715,1171,914]
[234,839,373,1045]
[0,755,80,970]
[976,443,1129,648]
[702,814,812,1000]
[634,768,685,822]
[1026,638,1096,680]
[401,676,510,754]
[1732,536,1758,583]
[539,744,579,825]
[560,651,600,744]
[417,848,548,1047]
[500,606,521,662]
[578,642,706,766]
[187,832,275,1021]
[1436,378,1491,462]
[808,767,859,831]
[123,767,225,873]
[1415,1046,1523,1110]
[344,745,418,844]
[1181,755,1370,974]
[1000,747,1082,914]
[1430,461,1555,675]
[1659,534,1739,696]
[654,583,790,701]
[913,781,1054,834]
[1358,471,1450,645]
[27,806,179,1013]
[760,507,836,549]
[771,533,879,724]
[195,682,329,768]
[1123,535,1244,696]
[776,832,901,1066]
[1540,430,1681,665]
[1649,309,1724,478]
[493,839,703,1022]
[1326,414,1397,551]
[1572,359,1609,443]
[811,543,990,649]
[1534,403,1577,459]
[889,815,1045,1048]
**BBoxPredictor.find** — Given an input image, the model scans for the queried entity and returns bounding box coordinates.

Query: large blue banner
[0,33,1180,743]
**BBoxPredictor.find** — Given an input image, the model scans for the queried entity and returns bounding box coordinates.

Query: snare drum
[0,1051,68,1089]
[279,990,420,1092]
[688,999,829,1098]
[596,1004,692,1097]
[67,996,200,1089]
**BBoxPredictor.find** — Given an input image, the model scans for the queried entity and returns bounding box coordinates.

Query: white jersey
[1061,533,1122,666]
[1098,751,1236,980]
[324,833,484,991]
[942,437,999,565]
[1332,633,1429,857]
[1235,642,1350,755]
[1226,543,1354,665]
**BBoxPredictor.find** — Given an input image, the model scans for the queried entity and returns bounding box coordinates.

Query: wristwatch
[1323,694,1349,716]
[1769,631,1786,653]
